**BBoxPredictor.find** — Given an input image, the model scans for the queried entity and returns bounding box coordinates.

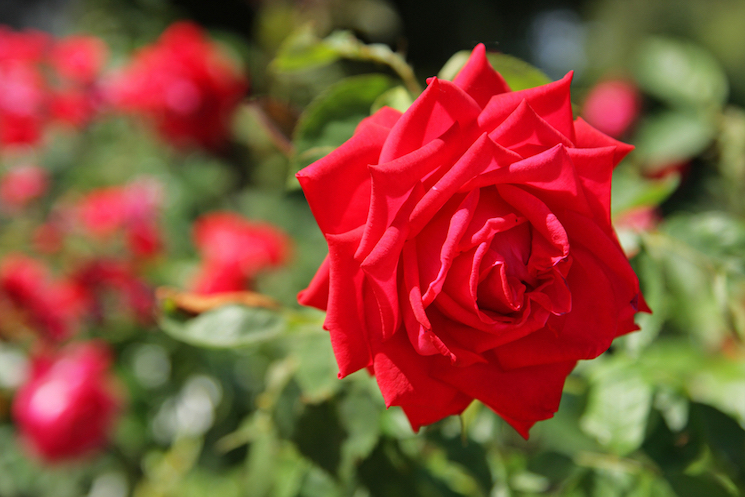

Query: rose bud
[581,79,641,138]
[12,342,121,462]
[297,44,649,437]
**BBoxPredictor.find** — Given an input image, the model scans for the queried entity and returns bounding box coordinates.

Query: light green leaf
[159,305,285,349]
[291,333,340,402]
[611,165,680,214]
[371,85,415,113]
[633,111,716,171]
[634,37,729,109]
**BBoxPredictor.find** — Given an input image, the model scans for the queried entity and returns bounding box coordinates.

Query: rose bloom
[0,164,49,210]
[0,254,84,341]
[581,80,641,139]
[297,44,648,437]
[109,21,248,150]
[12,342,120,462]
[192,211,290,294]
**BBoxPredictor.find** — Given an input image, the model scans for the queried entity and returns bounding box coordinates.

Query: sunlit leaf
[580,357,654,455]
[633,111,715,172]
[159,305,285,348]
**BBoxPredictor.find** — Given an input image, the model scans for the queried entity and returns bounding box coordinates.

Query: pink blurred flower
[582,80,641,138]
[0,60,48,146]
[0,164,49,209]
[192,211,290,294]
[109,21,248,150]
[12,342,121,462]
[0,254,84,341]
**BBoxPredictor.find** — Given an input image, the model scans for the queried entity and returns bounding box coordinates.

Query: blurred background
[0,1,744,496]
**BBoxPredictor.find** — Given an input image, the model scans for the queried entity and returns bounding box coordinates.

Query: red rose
[12,342,120,462]
[297,44,648,437]
[191,211,290,294]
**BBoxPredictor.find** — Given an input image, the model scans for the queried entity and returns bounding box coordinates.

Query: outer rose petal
[432,359,577,438]
[452,43,510,108]
[297,108,400,236]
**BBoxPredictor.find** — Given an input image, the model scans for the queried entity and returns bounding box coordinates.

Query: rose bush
[297,44,648,437]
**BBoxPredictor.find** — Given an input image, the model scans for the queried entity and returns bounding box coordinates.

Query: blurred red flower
[0,164,49,210]
[0,254,84,341]
[71,259,155,324]
[192,211,290,294]
[49,35,107,86]
[12,342,121,462]
[109,21,248,150]
[76,178,163,258]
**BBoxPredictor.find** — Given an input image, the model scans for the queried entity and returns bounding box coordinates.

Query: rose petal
[297,256,330,311]
[494,247,619,369]
[573,117,634,165]
[297,108,400,235]
[432,358,577,439]
[452,43,510,108]
[489,100,574,158]
[324,226,373,377]
[372,332,472,423]
[478,72,575,143]
[379,78,481,163]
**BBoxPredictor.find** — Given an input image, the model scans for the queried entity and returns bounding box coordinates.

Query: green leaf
[371,85,415,113]
[580,357,654,455]
[291,332,340,402]
[611,165,680,214]
[271,25,341,73]
[634,37,729,109]
[486,53,552,91]
[438,50,552,91]
[633,111,716,172]
[288,74,396,187]
[159,305,286,349]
